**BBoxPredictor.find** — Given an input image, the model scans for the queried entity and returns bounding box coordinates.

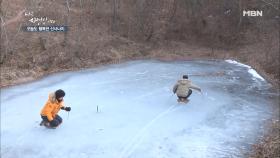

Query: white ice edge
[225,59,265,81]
[225,59,251,68]
[248,69,265,81]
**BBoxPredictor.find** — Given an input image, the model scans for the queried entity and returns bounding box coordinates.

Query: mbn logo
[243,10,263,17]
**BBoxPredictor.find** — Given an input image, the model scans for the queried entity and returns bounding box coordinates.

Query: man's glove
[61,106,71,111]
[64,107,71,111]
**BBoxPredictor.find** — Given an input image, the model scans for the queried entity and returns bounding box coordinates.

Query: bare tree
[112,0,121,32]
[0,15,10,64]
[237,0,243,29]
[78,0,83,46]
[62,0,70,47]
[91,0,98,10]
[169,0,177,21]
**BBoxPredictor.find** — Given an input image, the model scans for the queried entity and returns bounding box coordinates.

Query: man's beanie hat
[183,75,188,79]
[55,89,65,99]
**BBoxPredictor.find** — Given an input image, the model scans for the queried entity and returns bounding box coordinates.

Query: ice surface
[1,60,279,158]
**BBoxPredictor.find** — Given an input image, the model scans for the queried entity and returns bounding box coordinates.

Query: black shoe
[39,120,46,126]
[40,121,56,129]
[44,122,56,129]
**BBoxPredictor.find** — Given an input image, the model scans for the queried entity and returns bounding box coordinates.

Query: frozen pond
[1,60,279,158]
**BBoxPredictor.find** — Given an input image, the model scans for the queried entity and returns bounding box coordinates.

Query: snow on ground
[225,59,251,68]
[248,69,265,81]
[1,60,279,158]
[225,59,265,81]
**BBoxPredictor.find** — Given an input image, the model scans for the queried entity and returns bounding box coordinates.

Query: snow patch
[225,59,251,68]
[225,59,265,81]
[248,69,265,81]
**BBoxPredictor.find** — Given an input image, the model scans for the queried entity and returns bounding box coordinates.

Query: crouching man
[173,75,202,103]
[40,89,71,128]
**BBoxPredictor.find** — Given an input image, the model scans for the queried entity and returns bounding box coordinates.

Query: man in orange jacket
[40,89,71,128]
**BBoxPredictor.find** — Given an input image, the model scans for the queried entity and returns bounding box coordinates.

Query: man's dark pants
[178,89,192,100]
[41,115,63,127]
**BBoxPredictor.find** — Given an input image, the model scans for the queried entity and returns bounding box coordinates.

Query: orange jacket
[40,92,65,121]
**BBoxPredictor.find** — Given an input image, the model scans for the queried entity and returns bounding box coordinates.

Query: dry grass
[249,120,280,158]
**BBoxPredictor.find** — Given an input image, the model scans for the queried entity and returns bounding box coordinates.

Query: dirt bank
[1,42,278,88]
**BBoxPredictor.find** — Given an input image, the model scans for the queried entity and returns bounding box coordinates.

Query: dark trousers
[41,115,63,127]
[178,89,192,100]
